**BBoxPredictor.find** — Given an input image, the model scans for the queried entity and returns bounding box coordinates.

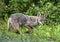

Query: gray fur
[8,13,47,33]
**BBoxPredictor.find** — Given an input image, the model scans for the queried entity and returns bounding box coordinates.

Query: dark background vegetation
[0,0,60,42]
[0,0,60,25]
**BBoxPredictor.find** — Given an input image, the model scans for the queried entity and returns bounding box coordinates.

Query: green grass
[0,20,60,42]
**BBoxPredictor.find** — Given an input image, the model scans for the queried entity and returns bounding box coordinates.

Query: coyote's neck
[26,15,38,26]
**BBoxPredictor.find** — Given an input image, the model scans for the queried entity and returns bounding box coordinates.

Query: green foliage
[0,20,60,42]
[0,0,59,25]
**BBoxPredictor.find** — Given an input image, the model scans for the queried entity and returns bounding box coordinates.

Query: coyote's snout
[8,12,47,34]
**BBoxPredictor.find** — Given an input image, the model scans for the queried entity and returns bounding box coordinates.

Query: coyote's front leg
[24,24,33,33]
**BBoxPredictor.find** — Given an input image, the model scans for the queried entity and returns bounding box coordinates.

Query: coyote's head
[37,12,47,25]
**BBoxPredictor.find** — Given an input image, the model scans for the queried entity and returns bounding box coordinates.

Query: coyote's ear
[37,12,41,16]
[44,14,47,17]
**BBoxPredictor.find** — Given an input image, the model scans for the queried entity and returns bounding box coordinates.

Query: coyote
[8,12,47,34]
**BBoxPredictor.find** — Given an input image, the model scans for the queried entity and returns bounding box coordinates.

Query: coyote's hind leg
[24,24,33,33]
[13,22,20,34]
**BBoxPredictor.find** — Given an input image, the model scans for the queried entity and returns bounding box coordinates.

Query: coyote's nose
[39,22,44,25]
[40,22,44,25]
[41,23,44,25]
[42,24,44,25]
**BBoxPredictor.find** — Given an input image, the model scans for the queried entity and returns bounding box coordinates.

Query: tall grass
[0,19,60,42]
